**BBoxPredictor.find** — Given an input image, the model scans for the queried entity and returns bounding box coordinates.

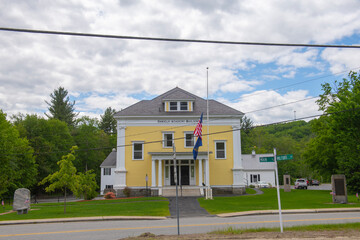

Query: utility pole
[173,142,180,235]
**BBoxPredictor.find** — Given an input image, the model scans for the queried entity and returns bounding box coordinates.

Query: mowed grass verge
[199,189,360,214]
[211,222,360,235]
[0,197,169,221]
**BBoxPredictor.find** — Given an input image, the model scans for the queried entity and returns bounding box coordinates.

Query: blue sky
[0,0,360,124]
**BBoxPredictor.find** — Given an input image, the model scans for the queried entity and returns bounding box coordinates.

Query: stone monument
[283,175,291,192]
[13,188,31,214]
[331,174,347,204]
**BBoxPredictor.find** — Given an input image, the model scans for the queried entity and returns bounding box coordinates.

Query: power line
[1,27,360,49]
[2,107,359,157]
[244,96,320,114]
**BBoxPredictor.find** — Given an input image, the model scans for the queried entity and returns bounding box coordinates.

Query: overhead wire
[1,107,359,157]
[1,27,360,49]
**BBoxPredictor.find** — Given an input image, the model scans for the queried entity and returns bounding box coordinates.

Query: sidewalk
[217,207,360,217]
[1,207,360,225]
[0,215,167,225]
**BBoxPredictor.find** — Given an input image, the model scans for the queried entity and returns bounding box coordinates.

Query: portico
[149,151,210,195]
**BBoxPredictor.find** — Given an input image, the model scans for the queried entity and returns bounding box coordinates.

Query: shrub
[249,184,255,188]
[123,187,131,197]
[104,192,116,199]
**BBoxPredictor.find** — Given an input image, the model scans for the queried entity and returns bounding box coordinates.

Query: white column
[232,125,244,187]
[158,160,162,187]
[151,160,156,187]
[158,160,162,195]
[114,124,127,189]
[232,125,242,169]
[116,125,126,170]
[198,159,203,186]
[205,158,210,186]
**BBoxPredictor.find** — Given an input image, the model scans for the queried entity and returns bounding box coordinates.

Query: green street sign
[276,154,293,161]
[260,157,275,162]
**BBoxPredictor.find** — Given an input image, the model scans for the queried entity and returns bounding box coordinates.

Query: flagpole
[206,67,210,194]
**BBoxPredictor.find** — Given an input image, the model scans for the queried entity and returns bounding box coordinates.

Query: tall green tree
[12,114,74,193]
[99,107,117,135]
[0,110,37,198]
[40,146,78,213]
[304,71,360,192]
[45,87,78,126]
[73,116,112,184]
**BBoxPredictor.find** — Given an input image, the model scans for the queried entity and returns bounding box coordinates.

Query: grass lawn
[245,188,257,194]
[0,197,169,221]
[211,222,360,235]
[199,189,360,214]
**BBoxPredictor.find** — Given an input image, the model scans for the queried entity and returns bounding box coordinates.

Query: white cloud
[0,0,359,120]
[321,48,360,74]
[220,89,320,124]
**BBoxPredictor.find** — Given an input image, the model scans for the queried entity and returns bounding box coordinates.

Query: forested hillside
[241,120,319,184]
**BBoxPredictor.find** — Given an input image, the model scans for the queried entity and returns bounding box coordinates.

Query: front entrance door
[170,166,190,186]
[181,166,189,185]
[165,160,195,186]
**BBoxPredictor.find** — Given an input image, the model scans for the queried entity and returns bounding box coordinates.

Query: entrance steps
[162,186,202,197]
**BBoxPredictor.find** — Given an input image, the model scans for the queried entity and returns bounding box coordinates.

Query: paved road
[1,211,360,240]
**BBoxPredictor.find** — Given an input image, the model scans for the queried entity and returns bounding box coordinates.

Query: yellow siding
[125,125,234,186]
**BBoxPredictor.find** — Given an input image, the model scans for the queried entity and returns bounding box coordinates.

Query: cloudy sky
[1,0,360,124]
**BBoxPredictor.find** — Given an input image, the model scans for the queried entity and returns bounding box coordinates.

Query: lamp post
[145,174,148,197]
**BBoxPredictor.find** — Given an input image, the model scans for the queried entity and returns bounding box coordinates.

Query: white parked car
[294,178,308,189]
[256,181,270,188]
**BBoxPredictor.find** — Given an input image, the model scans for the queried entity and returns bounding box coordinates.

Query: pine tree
[99,107,117,134]
[45,87,78,126]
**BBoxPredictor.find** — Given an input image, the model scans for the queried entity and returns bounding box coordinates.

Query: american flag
[193,113,203,139]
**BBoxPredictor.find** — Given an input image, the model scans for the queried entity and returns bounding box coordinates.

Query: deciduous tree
[40,146,78,213]
[0,110,37,198]
[304,71,360,192]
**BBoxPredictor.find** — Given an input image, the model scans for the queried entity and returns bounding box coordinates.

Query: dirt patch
[122,230,360,239]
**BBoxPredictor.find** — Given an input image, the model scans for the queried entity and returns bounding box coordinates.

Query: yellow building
[100,87,245,196]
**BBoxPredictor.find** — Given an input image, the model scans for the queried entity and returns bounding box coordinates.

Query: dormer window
[165,101,193,112]
[170,102,178,111]
[180,102,188,111]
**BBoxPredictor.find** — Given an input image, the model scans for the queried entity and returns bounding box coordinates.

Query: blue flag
[193,136,202,160]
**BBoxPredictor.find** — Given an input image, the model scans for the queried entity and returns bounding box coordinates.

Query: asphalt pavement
[167,197,210,218]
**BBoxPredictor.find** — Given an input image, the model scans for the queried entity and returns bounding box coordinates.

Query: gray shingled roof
[115,87,243,117]
[100,149,116,168]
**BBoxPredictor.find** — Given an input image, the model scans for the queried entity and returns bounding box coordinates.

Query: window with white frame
[250,174,260,183]
[170,102,178,111]
[133,142,144,160]
[184,132,195,147]
[215,141,226,159]
[180,101,188,111]
[163,132,174,148]
[103,168,111,175]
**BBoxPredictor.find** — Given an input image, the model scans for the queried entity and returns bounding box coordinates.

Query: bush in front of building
[104,192,116,199]
[123,187,131,197]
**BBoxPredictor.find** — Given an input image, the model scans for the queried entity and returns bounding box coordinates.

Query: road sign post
[274,148,284,233]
